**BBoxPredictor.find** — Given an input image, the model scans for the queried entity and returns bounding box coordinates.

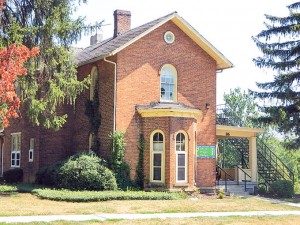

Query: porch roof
[216,125,264,139]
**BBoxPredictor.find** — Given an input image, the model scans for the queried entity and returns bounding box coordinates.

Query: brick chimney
[113,10,131,37]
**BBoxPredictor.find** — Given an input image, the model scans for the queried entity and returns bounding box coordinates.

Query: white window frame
[160,64,177,102]
[90,66,98,100]
[11,132,21,168]
[150,130,165,183]
[175,131,188,183]
[29,138,34,162]
[88,133,94,152]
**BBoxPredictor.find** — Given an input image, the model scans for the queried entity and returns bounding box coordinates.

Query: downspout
[104,57,117,132]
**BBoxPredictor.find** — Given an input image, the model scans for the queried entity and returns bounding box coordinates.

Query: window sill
[173,183,189,187]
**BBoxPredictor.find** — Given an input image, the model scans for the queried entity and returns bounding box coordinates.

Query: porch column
[248,137,257,182]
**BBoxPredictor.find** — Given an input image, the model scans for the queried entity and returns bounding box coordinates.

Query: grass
[0,216,300,225]
[0,192,298,216]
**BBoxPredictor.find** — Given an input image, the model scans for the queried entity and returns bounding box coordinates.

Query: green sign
[197,146,216,158]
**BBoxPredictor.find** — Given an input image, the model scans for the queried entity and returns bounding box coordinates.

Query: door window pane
[177,168,185,181]
[153,168,162,180]
[153,154,162,166]
[178,154,185,167]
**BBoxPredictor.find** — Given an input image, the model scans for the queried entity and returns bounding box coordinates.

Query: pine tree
[0,0,101,130]
[252,2,300,149]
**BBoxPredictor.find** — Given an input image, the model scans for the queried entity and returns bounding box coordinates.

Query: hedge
[35,189,186,202]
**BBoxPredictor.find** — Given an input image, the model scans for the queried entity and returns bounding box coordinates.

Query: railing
[236,166,251,192]
[216,165,234,192]
[257,139,295,185]
[216,104,295,187]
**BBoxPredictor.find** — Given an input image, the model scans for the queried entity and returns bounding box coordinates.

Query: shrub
[109,131,134,190]
[36,161,64,186]
[3,168,23,184]
[35,189,185,202]
[270,180,294,198]
[57,153,117,191]
[217,189,225,199]
[36,153,117,191]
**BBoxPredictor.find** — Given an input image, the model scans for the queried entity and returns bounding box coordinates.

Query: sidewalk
[0,211,300,223]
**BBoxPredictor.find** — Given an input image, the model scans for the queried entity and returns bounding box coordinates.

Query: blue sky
[74,0,296,104]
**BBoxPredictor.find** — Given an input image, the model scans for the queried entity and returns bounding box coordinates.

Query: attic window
[164,31,175,44]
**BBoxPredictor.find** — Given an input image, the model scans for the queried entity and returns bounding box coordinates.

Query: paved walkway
[0,211,300,223]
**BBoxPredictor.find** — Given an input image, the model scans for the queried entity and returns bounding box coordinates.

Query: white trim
[175,131,188,183]
[160,64,177,102]
[79,13,233,70]
[150,130,165,183]
[28,138,34,162]
[11,133,21,168]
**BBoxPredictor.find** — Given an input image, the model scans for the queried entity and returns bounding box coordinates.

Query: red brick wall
[141,117,197,189]
[75,57,115,159]
[2,100,75,182]
[116,20,217,188]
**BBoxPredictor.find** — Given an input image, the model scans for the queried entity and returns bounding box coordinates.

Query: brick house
[0,10,234,192]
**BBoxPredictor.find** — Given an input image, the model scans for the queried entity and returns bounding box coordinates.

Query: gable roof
[75,12,233,70]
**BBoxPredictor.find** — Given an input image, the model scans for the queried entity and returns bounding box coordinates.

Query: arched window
[160,64,177,102]
[90,67,98,100]
[175,132,188,183]
[150,131,165,182]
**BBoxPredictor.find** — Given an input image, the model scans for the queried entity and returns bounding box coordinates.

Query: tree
[0,0,100,130]
[252,2,300,149]
[0,0,39,128]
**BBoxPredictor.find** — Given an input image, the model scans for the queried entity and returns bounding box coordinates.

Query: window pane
[176,142,181,151]
[153,154,162,166]
[178,154,185,167]
[153,142,163,151]
[11,160,15,166]
[178,168,185,181]
[153,168,161,180]
[16,160,20,166]
[12,153,15,160]
[16,153,20,160]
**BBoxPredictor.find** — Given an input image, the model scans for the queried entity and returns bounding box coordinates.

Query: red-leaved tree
[0,0,39,128]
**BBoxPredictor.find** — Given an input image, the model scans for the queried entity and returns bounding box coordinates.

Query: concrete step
[216,182,257,196]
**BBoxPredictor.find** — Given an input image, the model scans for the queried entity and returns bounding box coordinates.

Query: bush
[58,153,117,191]
[217,189,225,199]
[35,189,185,202]
[3,168,23,184]
[36,153,117,191]
[270,180,294,198]
[36,161,64,186]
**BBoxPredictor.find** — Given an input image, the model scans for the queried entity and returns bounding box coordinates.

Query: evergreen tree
[0,0,101,130]
[252,2,300,149]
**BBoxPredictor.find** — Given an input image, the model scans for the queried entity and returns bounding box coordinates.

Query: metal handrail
[216,104,295,186]
[216,165,233,192]
[236,165,251,192]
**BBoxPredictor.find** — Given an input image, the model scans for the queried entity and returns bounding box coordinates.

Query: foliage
[0,184,18,193]
[58,153,117,191]
[217,189,225,199]
[109,131,134,190]
[252,2,300,149]
[270,180,294,198]
[0,43,39,127]
[222,87,260,128]
[264,137,300,189]
[135,134,145,189]
[36,153,117,191]
[3,168,23,184]
[36,161,64,187]
[35,189,185,202]
[85,89,101,154]
[0,0,103,129]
